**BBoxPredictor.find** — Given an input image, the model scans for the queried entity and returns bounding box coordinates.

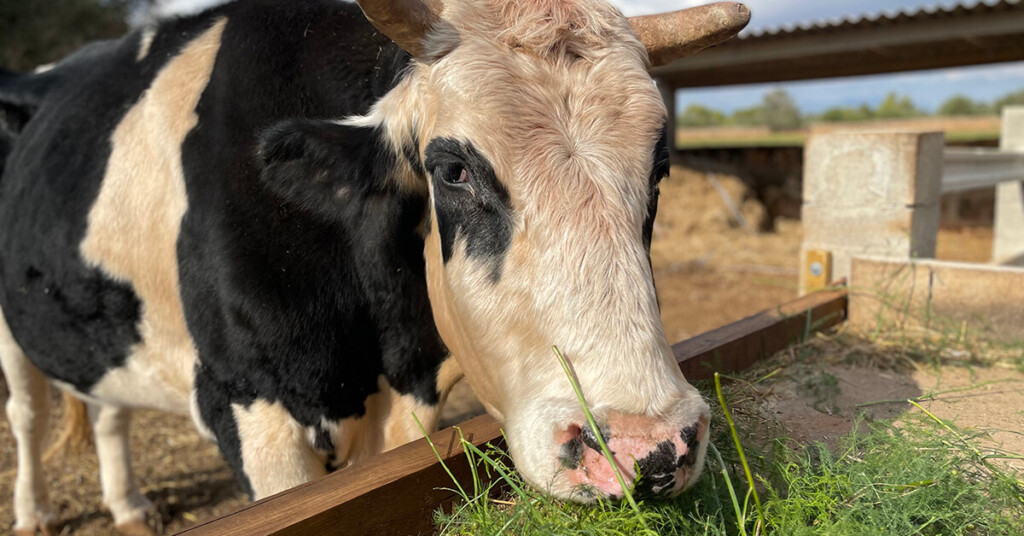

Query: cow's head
[262,0,748,501]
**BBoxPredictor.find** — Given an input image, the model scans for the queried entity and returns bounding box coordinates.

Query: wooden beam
[658,11,1024,73]
[673,284,848,380]
[650,7,1024,88]
[177,286,849,536]
[176,415,506,536]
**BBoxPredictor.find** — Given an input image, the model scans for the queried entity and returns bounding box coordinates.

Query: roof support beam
[652,5,1024,89]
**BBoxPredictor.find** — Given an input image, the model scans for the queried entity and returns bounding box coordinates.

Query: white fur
[137,29,157,61]
[87,404,155,525]
[363,0,712,499]
[0,309,55,533]
[190,387,217,442]
[232,400,327,499]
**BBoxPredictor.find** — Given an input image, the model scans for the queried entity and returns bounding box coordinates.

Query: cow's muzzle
[556,412,709,500]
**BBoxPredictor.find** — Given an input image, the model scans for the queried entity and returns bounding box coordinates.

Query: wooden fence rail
[177,285,848,536]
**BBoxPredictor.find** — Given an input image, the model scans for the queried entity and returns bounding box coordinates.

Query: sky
[608,0,1024,114]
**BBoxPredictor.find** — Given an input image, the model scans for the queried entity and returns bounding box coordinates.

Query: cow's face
[372,0,713,500]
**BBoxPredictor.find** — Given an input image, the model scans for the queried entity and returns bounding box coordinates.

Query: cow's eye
[438,164,469,185]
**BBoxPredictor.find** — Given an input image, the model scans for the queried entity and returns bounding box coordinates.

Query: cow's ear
[257,119,389,217]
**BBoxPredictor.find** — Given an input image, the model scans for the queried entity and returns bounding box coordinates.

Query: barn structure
[652,0,1024,148]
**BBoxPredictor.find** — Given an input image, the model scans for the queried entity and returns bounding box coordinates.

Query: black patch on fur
[423,137,512,281]
[1,0,450,498]
[0,18,210,392]
[313,423,334,453]
[632,439,680,498]
[196,363,253,497]
[643,123,669,253]
[172,0,444,494]
[258,119,398,220]
[679,423,700,467]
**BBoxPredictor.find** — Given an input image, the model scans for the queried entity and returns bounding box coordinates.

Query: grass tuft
[423,326,1023,535]
[762,413,1024,535]
[426,378,1023,535]
[714,372,764,532]
[550,346,646,524]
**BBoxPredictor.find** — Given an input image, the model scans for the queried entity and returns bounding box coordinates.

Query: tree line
[680,88,1024,131]
[0,0,139,73]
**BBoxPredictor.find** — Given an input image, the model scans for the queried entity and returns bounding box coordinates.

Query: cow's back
[0,14,224,403]
[0,0,422,414]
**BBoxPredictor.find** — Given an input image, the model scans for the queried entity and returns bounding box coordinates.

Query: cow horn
[355,0,443,57]
[629,3,750,67]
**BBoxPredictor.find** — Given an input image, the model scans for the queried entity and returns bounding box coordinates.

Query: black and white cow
[0,0,748,533]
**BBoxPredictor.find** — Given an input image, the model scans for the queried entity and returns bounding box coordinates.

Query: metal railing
[942,147,1024,193]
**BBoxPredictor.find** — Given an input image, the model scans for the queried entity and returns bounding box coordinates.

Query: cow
[0,0,749,533]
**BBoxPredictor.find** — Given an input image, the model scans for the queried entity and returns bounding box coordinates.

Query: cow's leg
[0,346,53,536]
[194,366,326,499]
[231,399,328,499]
[86,403,155,536]
[0,310,56,536]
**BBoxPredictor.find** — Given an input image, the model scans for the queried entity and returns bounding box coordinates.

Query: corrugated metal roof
[741,0,1023,40]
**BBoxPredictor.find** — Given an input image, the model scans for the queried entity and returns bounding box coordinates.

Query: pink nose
[557,413,707,499]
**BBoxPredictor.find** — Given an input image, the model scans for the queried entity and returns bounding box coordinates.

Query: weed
[425,360,1024,535]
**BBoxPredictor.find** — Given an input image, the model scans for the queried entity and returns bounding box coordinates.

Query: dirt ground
[0,165,1011,534]
[730,333,1024,477]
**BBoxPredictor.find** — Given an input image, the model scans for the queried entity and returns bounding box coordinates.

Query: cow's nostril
[558,425,584,469]
[580,422,612,454]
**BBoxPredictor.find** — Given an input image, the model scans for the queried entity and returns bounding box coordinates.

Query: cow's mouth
[553,414,708,500]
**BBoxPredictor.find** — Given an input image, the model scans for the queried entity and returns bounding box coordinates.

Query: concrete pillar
[800,131,944,294]
[656,78,677,153]
[993,106,1024,266]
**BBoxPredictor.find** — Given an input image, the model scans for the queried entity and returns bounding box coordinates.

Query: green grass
[762,413,1023,535]
[429,375,1024,536]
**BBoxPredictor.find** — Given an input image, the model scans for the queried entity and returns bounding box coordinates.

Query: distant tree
[0,0,130,72]
[876,92,922,119]
[855,104,875,120]
[678,104,726,127]
[819,107,849,122]
[729,106,764,126]
[994,89,1024,112]
[939,94,992,116]
[819,104,875,123]
[761,88,802,131]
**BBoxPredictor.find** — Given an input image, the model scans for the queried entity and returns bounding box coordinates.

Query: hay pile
[651,166,800,274]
